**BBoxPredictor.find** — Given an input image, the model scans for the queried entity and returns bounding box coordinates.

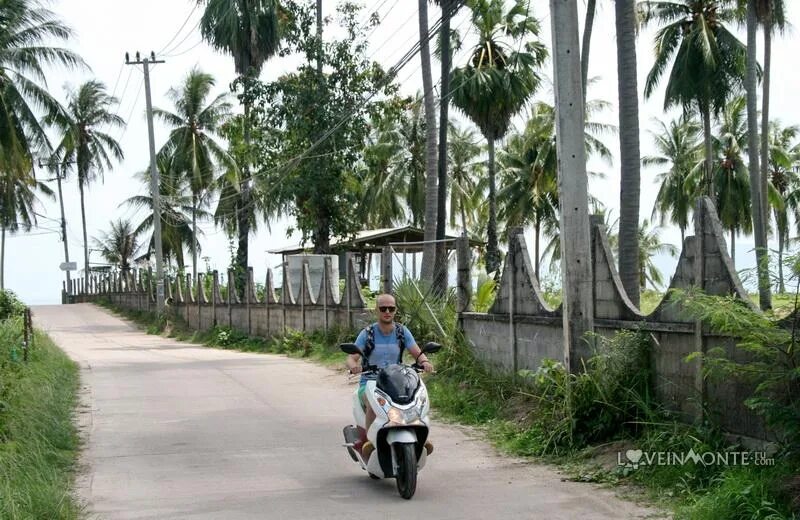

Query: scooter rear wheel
[394,443,417,499]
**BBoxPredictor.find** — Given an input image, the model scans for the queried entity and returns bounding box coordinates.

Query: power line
[118,75,145,142]
[157,2,200,55]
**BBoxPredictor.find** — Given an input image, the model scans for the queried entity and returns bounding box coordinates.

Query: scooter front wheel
[394,442,417,499]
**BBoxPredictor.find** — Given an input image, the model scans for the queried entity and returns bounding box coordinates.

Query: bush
[0,290,26,321]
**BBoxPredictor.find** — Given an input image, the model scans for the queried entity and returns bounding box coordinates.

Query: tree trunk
[460,202,467,237]
[580,0,597,104]
[730,229,735,266]
[434,0,453,296]
[702,105,713,197]
[746,0,771,310]
[680,225,685,246]
[79,180,90,277]
[760,23,772,241]
[778,220,785,293]
[615,0,641,307]
[192,194,198,281]
[419,0,439,286]
[486,136,500,276]
[534,216,541,280]
[1,224,4,290]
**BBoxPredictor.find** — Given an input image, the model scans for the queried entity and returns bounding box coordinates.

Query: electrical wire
[157,2,200,55]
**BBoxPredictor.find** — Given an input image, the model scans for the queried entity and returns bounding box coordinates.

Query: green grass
[0,317,82,519]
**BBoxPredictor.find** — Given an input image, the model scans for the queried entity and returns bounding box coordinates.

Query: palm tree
[645,115,703,243]
[0,0,85,164]
[639,0,747,195]
[637,219,679,290]
[744,0,771,308]
[433,0,464,293]
[755,0,786,240]
[712,96,752,265]
[215,114,284,249]
[615,0,643,306]
[154,67,234,280]
[197,0,283,285]
[391,95,428,228]
[51,81,125,277]
[358,113,407,228]
[93,219,140,274]
[769,122,800,292]
[0,167,53,289]
[451,0,547,276]
[125,155,202,272]
[418,0,439,285]
[499,100,613,278]
[448,121,485,236]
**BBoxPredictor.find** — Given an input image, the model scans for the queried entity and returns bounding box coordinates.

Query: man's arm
[407,343,434,373]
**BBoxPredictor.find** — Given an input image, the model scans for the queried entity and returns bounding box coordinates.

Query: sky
[5,0,800,305]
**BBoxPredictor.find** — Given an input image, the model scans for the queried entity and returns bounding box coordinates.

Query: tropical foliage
[154,67,234,279]
[50,81,124,276]
[93,219,140,273]
[451,0,547,276]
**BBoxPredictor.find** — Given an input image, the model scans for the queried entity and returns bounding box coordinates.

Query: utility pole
[38,160,73,303]
[126,51,166,314]
[550,0,594,372]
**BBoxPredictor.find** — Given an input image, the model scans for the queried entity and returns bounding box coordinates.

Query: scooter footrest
[342,425,360,444]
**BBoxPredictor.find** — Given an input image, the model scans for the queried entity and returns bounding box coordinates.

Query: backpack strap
[362,323,406,367]
[395,323,405,363]
[361,325,375,369]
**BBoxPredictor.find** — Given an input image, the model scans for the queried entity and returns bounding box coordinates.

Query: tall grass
[0,317,81,519]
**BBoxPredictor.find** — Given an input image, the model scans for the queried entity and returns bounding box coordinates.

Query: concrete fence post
[456,235,471,324]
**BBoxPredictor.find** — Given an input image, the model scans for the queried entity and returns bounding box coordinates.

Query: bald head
[375,293,397,324]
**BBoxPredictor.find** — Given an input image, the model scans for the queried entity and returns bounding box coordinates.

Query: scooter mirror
[339,343,362,355]
[422,342,442,354]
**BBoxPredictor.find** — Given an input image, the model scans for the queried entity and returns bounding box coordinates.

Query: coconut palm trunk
[777,214,785,293]
[759,21,772,233]
[434,0,454,295]
[580,0,597,103]
[1,224,5,290]
[730,229,735,265]
[419,0,438,285]
[486,136,499,276]
[192,194,198,280]
[615,0,641,306]
[702,105,714,197]
[534,216,541,280]
[746,0,771,310]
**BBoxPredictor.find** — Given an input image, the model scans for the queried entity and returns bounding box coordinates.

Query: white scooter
[340,341,441,499]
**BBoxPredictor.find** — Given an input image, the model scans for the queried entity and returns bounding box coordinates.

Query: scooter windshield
[376,365,420,405]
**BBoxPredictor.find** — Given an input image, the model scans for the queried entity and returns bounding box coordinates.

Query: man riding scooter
[345,293,434,460]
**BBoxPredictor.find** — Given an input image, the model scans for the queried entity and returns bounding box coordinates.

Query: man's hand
[349,364,363,375]
[420,361,434,373]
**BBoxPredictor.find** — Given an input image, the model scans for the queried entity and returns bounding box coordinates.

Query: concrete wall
[76,256,370,339]
[459,198,767,440]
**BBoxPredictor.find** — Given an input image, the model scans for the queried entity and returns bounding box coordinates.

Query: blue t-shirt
[355,323,416,384]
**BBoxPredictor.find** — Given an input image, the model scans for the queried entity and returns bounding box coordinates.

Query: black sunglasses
[379,306,396,313]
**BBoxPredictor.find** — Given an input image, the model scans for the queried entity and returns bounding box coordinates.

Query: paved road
[33,304,662,519]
